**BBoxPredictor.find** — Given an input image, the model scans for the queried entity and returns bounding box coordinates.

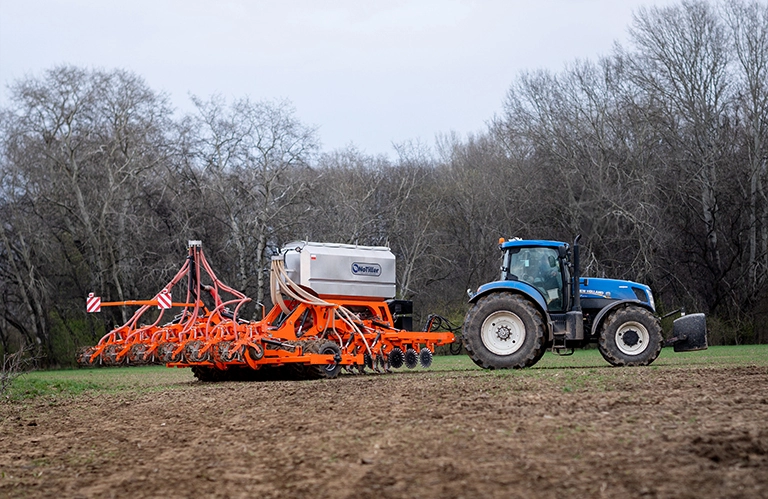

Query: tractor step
[551,334,574,355]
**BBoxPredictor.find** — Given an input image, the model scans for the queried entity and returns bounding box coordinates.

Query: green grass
[429,345,768,393]
[5,365,195,401]
[432,344,768,371]
[4,345,766,401]
[651,344,768,367]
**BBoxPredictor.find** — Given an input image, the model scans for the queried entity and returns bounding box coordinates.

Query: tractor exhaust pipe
[572,235,581,312]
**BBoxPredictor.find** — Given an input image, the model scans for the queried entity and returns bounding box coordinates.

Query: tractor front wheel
[598,306,662,366]
[463,293,546,369]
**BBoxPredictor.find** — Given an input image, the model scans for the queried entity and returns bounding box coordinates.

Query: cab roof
[499,239,569,251]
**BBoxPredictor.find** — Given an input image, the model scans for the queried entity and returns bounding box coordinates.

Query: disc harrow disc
[184,340,209,362]
[215,341,243,363]
[388,347,404,369]
[102,344,125,366]
[404,348,418,369]
[128,343,150,365]
[76,346,98,367]
[363,352,373,370]
[156,342,181,363]
[419,347,433,368]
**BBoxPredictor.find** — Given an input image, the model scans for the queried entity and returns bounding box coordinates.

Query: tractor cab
[500,242,570,312]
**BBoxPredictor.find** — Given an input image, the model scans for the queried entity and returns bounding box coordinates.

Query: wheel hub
[480,311,526,356]
[496,325,512,341]
[621,329,640,347]
[615,321,650,355]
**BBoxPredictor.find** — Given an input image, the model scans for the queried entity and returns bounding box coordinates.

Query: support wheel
[598,306,662,366]
[128,343,150,365]
[308,341,342,379]
[462,293,546,369]
[156,342,181,363]
[102,344,126,366]
[247,344,264,361]
[215,341,243,363]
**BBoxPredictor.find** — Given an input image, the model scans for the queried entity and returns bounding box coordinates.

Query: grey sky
[0,0,676,157]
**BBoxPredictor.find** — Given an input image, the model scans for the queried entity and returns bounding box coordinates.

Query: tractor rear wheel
[463,292,546,369]
[598,306,662,366]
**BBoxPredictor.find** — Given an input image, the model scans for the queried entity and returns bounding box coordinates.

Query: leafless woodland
[1,1,767,365]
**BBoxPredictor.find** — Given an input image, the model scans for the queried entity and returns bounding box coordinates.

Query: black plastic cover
[387,299,413,331]
[387,299,413,315]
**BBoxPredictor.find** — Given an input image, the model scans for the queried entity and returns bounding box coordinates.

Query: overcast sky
[0,0,678,157]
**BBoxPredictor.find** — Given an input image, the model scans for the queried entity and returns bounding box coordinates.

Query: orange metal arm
[98,300,200,308]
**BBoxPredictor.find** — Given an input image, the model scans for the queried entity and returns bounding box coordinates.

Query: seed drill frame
[78,241,455,380]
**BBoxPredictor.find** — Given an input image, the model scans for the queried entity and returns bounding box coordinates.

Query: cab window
[506,247,564,311]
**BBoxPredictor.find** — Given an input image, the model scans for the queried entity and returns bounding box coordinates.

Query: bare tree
[0,342,38,398]
[626,1,732,310]
[186,96,318,311]
[387,141,446,300]
[308,146,392,245]
[725,1,768,294]
[1,66,175,361]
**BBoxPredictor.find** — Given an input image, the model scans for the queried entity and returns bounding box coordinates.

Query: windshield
[504,247,564,310]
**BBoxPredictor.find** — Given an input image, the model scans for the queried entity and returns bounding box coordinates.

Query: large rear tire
[598,306,662,366]
[463,293,546,369]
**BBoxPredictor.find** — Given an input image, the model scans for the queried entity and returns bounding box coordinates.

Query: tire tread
[598,306,662,367]
[463,293,546,369]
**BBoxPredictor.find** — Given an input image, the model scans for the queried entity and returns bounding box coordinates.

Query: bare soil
[1,363,767,499]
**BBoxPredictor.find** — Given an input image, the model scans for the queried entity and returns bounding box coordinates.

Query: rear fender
[590,300,657,337]
[469,281,549,317]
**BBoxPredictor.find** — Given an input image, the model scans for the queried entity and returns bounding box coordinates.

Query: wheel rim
[321,345,339,374]
[480,311,526,355]
[615,321,650,355]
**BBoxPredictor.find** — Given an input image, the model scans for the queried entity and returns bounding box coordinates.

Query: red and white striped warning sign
[157,291,172,309]
[86,293,101,313]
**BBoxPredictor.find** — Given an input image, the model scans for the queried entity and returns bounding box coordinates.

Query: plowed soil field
[1,349,767,499]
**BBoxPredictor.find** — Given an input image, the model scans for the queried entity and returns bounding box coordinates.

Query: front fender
[590,299,657,337]
[469,281,549,315]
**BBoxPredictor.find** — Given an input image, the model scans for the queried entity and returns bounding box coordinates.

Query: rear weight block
[670,313,708,352]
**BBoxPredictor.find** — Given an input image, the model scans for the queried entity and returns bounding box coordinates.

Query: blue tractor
[463,237,707,369]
